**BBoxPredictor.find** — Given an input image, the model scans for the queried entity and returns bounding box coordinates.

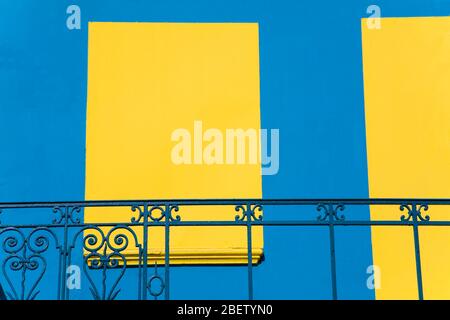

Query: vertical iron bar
[57,249,63,300]
[20,245,26,300]
[101,245,107,300]
[246,205,253,300]
[0,282,6,300]
[137,248,142,300]
[164,205,170,300]
[66,249,72,300]
[61,207,69,300]
[412,211,424,300]
[328,206,338,300]
[142,204,149,300]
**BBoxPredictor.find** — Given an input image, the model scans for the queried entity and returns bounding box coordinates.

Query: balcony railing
[0,198,449,300]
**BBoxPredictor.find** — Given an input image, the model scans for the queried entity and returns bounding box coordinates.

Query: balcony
[0,198,449,300]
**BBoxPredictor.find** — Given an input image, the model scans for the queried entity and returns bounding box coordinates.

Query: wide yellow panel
[362,17,450,299]
[85,22,263,264]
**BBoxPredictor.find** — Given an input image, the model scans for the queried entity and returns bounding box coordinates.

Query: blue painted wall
[0,0,448,299]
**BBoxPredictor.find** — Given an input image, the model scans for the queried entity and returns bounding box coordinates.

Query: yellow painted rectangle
[362,17,450,299]
[85,22,263,264]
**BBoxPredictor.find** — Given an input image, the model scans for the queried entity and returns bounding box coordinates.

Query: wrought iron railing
[0,199,449,300]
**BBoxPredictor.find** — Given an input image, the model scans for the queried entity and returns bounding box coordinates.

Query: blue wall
[1,0,448,299]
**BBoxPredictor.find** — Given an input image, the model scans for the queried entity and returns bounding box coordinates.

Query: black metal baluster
[317,203,344,300]
[400,203,429,300]
[142,204,149,300]
[164,205,170,300]
[246,205,254,300]
[328,212,338,300]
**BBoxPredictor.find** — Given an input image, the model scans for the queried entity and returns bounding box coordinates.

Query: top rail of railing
[1,198,450,209]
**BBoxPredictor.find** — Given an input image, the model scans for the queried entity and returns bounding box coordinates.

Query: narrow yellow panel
[85,22,263,264]
[362,17,450,299]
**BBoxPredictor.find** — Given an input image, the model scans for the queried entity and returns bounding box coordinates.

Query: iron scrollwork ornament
[235,204,263,222]
[316,203,345,221]
[400,204,430,222]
